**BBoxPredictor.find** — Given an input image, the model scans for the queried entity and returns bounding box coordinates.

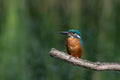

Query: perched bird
[61,29,83,58]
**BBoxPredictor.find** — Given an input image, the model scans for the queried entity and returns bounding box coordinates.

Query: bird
[61,29,83,58]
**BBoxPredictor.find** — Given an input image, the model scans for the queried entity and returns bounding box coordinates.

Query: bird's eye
[69,32,73,34]
[72,32,75,34]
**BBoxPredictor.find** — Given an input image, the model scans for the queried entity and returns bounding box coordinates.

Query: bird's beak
[60,31,68,35]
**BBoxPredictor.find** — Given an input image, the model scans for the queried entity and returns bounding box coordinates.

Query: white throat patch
[77,35,81,39]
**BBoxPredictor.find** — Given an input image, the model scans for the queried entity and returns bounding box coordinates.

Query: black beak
[60,31,68,34]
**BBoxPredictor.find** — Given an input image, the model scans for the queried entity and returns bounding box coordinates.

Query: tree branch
[49,48,120,71]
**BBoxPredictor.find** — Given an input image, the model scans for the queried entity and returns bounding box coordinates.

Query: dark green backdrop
[0,0,120,80]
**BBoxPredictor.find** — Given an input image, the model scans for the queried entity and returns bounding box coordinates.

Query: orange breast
[66,37,82,58]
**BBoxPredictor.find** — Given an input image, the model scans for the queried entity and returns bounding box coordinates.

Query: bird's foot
[75,57,79,59]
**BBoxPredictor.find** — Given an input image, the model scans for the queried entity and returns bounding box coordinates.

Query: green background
[0,0,120,80]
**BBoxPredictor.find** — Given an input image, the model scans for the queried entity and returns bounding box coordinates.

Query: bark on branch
[49,48,120,71]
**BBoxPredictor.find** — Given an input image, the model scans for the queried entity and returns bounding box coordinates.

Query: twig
[49,48,120,71]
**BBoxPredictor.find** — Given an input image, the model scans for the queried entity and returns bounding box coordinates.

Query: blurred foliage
[0,0,120,80]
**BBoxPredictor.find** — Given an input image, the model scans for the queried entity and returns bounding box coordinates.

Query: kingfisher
[61,29,83,58]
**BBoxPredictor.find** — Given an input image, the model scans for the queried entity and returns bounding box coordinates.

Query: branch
[49,48,120,71]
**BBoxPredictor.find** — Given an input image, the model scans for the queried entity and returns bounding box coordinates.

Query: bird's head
[60,29,81,39]
[61,29,83,46]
